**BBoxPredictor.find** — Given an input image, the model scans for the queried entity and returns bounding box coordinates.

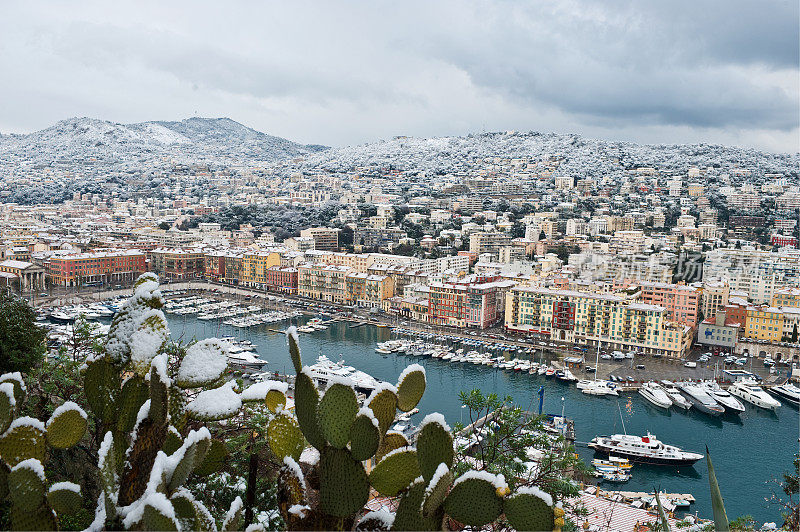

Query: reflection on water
[171,316,796,523]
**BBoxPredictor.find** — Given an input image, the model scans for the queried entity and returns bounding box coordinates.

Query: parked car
[636,364,646,370]
[684,361,697,368]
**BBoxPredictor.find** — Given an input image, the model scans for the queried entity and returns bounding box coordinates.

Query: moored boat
[728,379,781,411]
[638,382,672,409]
[589,433,703,466]
[769,382,800,406]
[677,382,724,416]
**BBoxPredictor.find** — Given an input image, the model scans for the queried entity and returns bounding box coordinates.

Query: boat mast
[617,402,627,435]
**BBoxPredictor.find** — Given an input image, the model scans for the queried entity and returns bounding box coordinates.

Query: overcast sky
[1,1,797,152]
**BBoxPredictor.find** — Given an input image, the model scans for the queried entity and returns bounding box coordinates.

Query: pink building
[630,281,702,328]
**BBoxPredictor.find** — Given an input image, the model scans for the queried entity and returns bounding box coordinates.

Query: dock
[602,489,696,503]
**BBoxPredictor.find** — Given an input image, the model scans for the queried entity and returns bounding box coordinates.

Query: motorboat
[677,382,724,416]
[701,381,745,414]
[660,381,692,410]
[589,433,703,466]
[581,380,618,396]
[638,382,672,409]
[555,368,577,382]
[728,379,781,411]
[769,382,800,406]
[599,470,631,482]
[304,355,381,394]
[592,456,632,471]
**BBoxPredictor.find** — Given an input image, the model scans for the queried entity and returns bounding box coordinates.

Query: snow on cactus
[176,338,230,387]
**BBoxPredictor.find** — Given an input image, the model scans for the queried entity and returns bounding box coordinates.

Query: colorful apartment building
[297,263,351,303]
[772,287,800,308]
[504,286,692,358]
[240,251,282,288]
[344,273,394,307]
[744,306,784,342]
[45,249,147,286]
[630,281,701,328]
[149,249,204,280]
[428,275,511,329]
[264,266,298,294]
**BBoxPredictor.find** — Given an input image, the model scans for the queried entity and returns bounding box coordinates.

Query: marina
[37,293,798,524]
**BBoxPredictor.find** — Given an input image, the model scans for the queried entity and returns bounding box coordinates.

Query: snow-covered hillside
[0,117,327,170]
[297,131,799,178]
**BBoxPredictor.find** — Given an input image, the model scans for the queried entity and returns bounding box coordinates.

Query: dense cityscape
[0,1,798,531]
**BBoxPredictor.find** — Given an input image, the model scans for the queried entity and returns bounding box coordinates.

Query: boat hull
[769,387,800,406]
[589,444,702,466]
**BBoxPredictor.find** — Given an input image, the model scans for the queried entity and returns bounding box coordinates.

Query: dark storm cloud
[0,0,796,152]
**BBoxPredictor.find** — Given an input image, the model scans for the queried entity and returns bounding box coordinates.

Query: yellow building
[744,306,783,342]
[297,263,351,303]
[504,287,692,358]
[345,273,394,307]
[771,287,800,308]
[240,251,281,288]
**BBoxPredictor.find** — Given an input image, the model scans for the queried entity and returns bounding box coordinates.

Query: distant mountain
[298,131,799,178]
[0,117,327,169]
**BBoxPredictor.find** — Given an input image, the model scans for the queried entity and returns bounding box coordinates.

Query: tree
[158,221,171,230]
[0,292,46,373]
[768,453,799,530]
[792,323,798,344]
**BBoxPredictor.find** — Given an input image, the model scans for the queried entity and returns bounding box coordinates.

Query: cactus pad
[503,489,555,531]
[11,503,57,531]
[84,359,121,425]
[164,429,183,455]
[168,385,188,432]
[443,474,503,526]
[356,510,395,531]
[265,389,286,413]
[222,497,243,531]
[149,361,169,424]
[396,366,425,412]
[47,483,82,515]
[170,491,199,531]
[0,383,15,434]
[0,372,25,406]
[143,497,179,531]
[368,388,398,436]
[376,431,409,462]
[279,456,307,507]
[167,441,197,492]
[46,405,88,449]
[348,411,380,461]
[193,438,228,477]
[319,446,369,518]
[8,460,45,512]
[392,477,442,531]
[415,417,454,483]
[317,382,358,449]
[267,414,305,462]
[294,371,325,450]
[117,376,149,434]
[0,418,46,466]
[176,338,229,388]
[421,464,453,518]
[287,328,302,374]
[369,448,420,497]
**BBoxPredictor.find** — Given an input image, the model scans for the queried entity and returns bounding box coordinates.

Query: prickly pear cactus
[77,274,247,531]
[0,373,88,530]
[274,330,559,531]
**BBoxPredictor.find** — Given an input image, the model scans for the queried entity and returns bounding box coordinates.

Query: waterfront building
[428,275,511,329]
[345,272,394,308]
[264,266,298,294]
[0,260,46,291]
[504,286,692,358]
[149,248,204,281]
[297,263,351,303]
[240,251,281,288]
[44,250,146,287]
[697,311,740,351]
[628,281,701,328]
[744,306,784,343]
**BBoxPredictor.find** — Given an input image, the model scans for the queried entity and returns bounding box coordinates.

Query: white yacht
[728,379,781,411]
[304,355,381,394]
[701,381,745,414]
[580,380,618,396]
[638,382,672,409]
[769,382,800,406]
[677,382,724,416]
[660,381,692,410]
[589,433,703,466]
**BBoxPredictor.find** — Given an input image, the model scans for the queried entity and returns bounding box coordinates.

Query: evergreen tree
[0,292,46,373]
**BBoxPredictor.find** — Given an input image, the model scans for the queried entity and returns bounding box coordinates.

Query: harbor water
[170,315,799,524]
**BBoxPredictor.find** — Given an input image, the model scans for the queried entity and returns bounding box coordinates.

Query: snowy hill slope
[297,131,799,178]
[0,117,327,169]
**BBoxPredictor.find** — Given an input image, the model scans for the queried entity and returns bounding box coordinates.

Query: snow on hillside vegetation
[297,131,799,177]
[0,117,327,170]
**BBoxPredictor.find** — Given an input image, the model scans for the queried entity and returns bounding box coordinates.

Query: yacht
[304,355,381,394]
[769,382,800,406]
[660,381,692,410]
[701,381,745,414]
[555,368,578,382]
[589,433,703,466]
[638,382,673,409]
[227,350,268,371]
[581,380,618,396]
[728,380,781,411]
[677,382,724,416]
